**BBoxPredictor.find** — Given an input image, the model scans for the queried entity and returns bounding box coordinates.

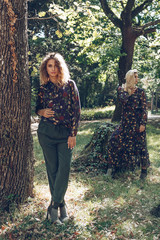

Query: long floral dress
[107,86,150,170]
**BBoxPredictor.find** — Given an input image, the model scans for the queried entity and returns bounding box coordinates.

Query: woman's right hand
[38,108,54,118]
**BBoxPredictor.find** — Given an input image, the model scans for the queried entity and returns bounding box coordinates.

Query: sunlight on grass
[78,129,94,136]
[119,220,140,236]
[82,105,115,113]
[34,184,50,201]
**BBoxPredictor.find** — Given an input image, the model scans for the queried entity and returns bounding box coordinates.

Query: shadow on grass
[0,211,87,240]
[73,170,160,238]
[1,170,159,239]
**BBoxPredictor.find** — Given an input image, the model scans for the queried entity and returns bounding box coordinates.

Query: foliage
[28,0,160,112]
[133,31,160,100]
[28,0,121,108]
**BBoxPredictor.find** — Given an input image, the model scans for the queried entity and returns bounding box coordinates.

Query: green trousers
[37,119,72,206]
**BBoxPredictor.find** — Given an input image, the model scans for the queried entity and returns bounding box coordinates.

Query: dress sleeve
[35,86,45,115]
[118,86,129,103]
[69,81,81,137]
[140,89,148,126]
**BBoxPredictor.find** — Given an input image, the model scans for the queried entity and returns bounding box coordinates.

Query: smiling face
[46,59,60,80]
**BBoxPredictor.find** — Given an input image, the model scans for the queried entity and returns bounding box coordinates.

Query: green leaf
[38,12,46,17]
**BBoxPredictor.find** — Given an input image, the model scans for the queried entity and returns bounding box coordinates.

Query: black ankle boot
[106,168,112,178]
[140,169,147,180]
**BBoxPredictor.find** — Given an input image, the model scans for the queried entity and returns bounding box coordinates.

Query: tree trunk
[151,92,154,113]
[112,26,136,122]
[118,26,136,85]
[0,0,34,209]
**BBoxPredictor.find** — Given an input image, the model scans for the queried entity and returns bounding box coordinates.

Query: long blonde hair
[123,69,138,95]
[40,52,70,86]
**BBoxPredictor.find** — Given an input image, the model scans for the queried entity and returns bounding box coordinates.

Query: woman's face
[46,59,59,79]
[134,72,138,85]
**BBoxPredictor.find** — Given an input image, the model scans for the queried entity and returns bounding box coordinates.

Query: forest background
[28,0,160,112]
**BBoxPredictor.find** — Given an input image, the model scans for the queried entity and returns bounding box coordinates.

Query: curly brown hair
[40,52,70,86]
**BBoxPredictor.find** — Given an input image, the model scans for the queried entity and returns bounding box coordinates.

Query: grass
[81,106,115,120]
[150,109,160,115]
[0,121,160,240]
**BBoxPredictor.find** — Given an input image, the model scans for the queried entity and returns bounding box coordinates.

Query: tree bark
[112,26,137,121]
[0,0,34,209]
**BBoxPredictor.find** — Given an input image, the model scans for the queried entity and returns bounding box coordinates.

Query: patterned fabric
[107,86,150,169]
[35,80,81,137]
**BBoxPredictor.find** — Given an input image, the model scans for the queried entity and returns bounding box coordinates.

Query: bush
[72,122,118,173]
[81,107,114,121]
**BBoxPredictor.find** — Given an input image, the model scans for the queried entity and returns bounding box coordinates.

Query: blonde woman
[35,52,81,224]
[106,69,149,179]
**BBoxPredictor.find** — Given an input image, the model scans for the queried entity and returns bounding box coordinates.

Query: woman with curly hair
[106,69,150,179]
[35,52,81,224]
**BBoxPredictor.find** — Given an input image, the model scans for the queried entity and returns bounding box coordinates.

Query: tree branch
[28,16,58,22]
[132,0,153,18]
[120,0,125,9]
[142,19,160,29]
[143,27,156,35]
[133,21,159,38]
[121,0,135,26]
[99,0,122,28]
[125,0,135,12]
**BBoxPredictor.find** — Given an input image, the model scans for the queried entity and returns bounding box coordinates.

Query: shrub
[81,107,114,120]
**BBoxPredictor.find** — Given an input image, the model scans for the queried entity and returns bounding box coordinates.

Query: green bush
[81,108,114,120]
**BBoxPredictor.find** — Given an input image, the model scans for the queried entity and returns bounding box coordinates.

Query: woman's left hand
[139,125,145,132]
[68,136,76,149]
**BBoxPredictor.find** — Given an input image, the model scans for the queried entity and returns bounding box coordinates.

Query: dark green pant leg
[37,121,72,205]
[38,132,58,197]
[42,145,58,197]
[53,142,72,203]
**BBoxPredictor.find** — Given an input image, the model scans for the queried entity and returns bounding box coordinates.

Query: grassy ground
[0,121,160,240]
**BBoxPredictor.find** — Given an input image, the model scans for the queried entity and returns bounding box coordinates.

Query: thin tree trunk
[0,0,34,209]
[156,92,158,113]
[151,92,154,113]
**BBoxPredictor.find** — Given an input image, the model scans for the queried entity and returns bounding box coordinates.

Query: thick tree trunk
[112,26,136,122]
[0,0,34,209]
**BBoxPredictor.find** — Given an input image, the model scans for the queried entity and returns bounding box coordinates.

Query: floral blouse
[35,80,81,137]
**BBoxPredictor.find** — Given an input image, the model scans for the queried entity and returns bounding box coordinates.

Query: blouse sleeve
[118,86,129,103]
[69,81,81,137]
[35,86,45,115]
[139,89,148,126]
